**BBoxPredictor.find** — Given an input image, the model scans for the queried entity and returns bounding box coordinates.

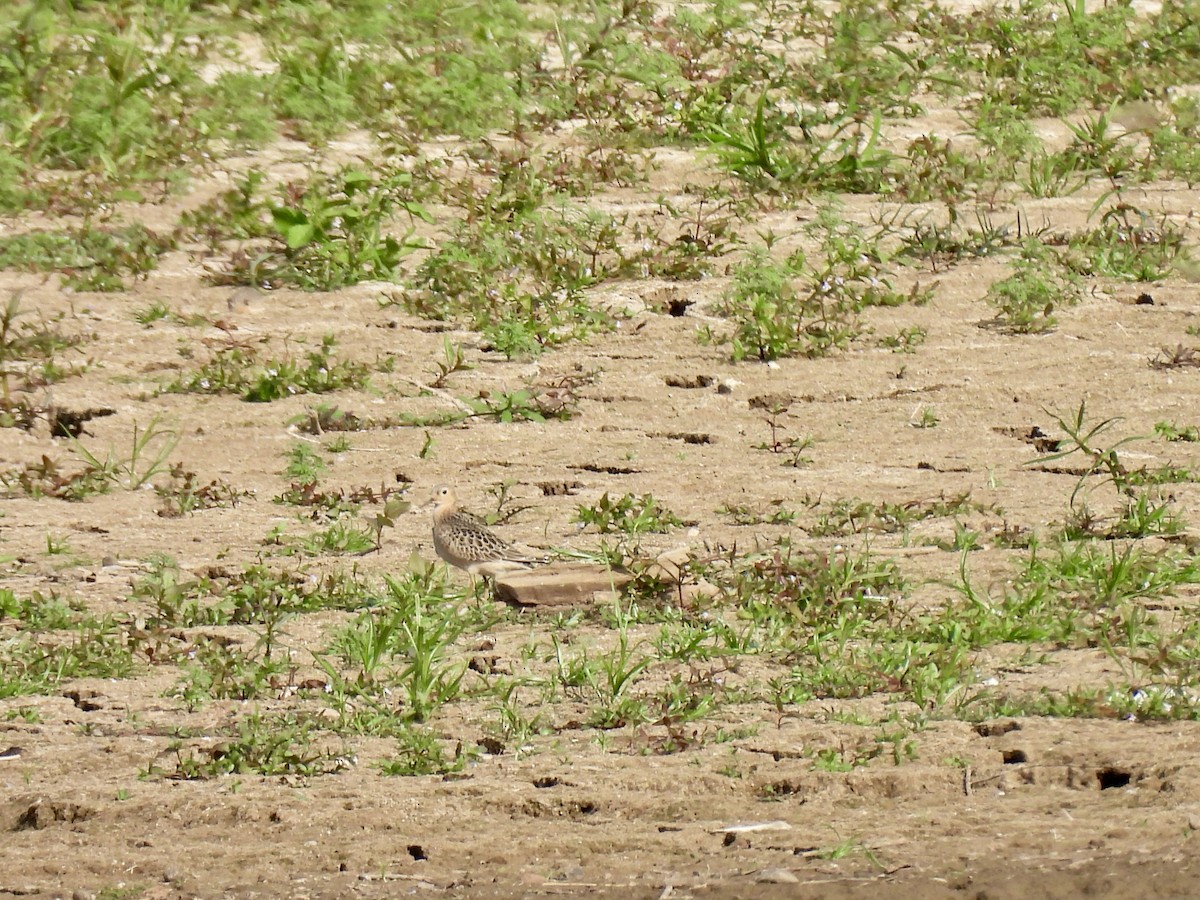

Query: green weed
[171,712,349,779]
[575,492,682,534]
[66,415,180,493]
[165,335,375,401]
[378,726,477,776]
[0,225,173,291]
[985,241,1082,333]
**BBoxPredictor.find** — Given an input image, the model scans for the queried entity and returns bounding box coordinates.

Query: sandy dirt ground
[4,55,1200,900]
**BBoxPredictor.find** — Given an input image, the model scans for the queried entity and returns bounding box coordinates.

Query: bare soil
[3,127,1200,899]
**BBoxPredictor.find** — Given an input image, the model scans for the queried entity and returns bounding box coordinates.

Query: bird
[429,484,547,583]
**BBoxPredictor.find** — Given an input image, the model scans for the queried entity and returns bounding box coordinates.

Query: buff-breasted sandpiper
[429,484,546,580]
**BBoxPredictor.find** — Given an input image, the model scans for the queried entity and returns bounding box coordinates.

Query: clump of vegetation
[213,166,431,291]
[708,213,930,361]
[165,335,377,401]
[171,712,350,779]
[0,225,174,291]
[575,492,682,534]
[1032,400,1184,540]
[402,203,621,358]
[985,241,1082,333]
[1065,207,1186,282]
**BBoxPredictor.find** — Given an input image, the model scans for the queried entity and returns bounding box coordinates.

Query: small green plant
[328,611,402,686]
[485,679,548,752]
[44,533,72,556]
[752,400,814,466]
[430,337,472,388]
[281,443,327,487]
[402,202,619,357]
[986,241,1082,333]
[2,589,84,631]
[1031,400,1140,502]
[910,405,939,429]
[384,564,470,722]
[719,539,907,624]
[178,169,276,244]
[216,166,430,290]
[717,503,799,526]
[704,95,895,195]
[166,335,376,402]
[132,300,171,325]
[1067,206,1184,282]
[67,415,180,492]
[0,455,108,501]
[365,496,413,550]
[879,326,928,352]
[377,725,477,776]
[171,637,288,708]
[172,712,349,779]
[1155,421,1200,443]
[893,209,1018,270]
[282,521,379,557]
[809,493,982,538]
[397,380,585,428]
[551,630,654,730]
[703,93,789,183]
[290,403,367,435]
[575,492,682,534]
[710,214,927,362]
[709,247,812,362]
[1032,400,1183,539]
[463,388,576,424]
[1,620,137,697]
